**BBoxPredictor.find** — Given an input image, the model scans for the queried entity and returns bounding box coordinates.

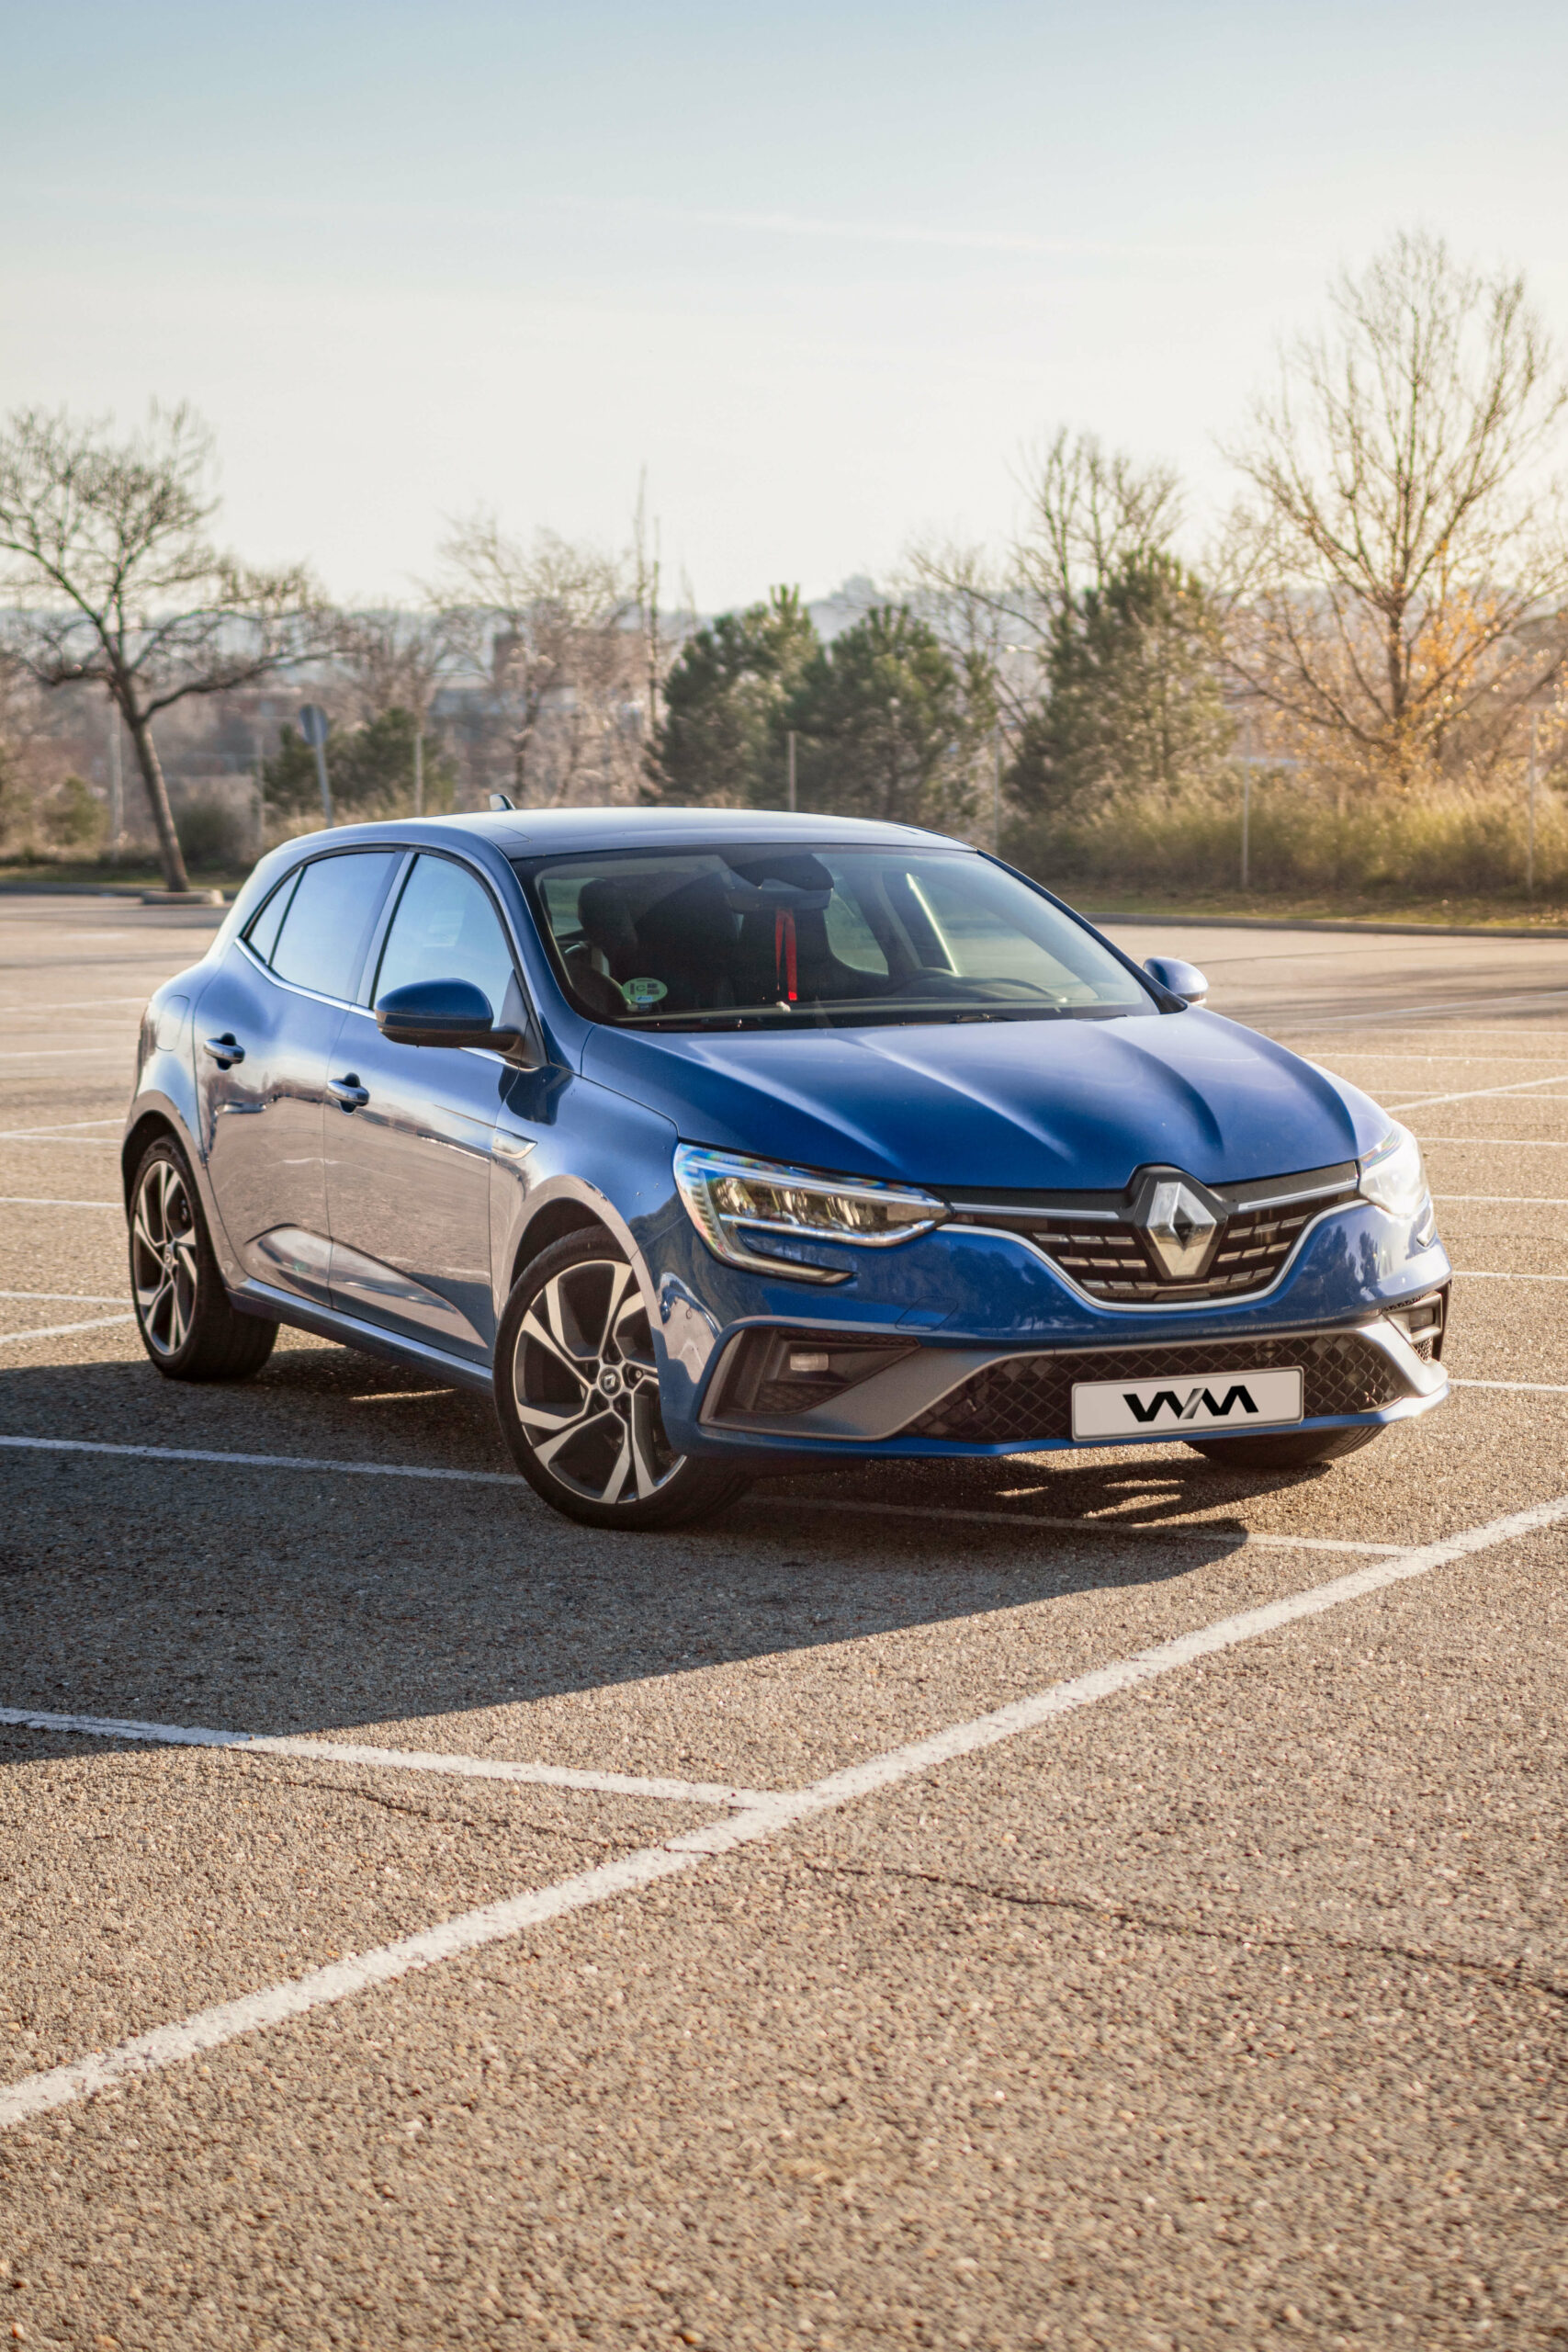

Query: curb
[1086,911,1568,943]
[0,882,232,903]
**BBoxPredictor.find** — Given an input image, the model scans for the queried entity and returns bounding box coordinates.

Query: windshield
[514,844,1155,1029]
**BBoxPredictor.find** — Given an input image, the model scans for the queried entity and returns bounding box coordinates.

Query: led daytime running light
[674,1145,947,1280]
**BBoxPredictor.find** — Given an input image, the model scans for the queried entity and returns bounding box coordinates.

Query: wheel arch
[506,1193,617,1296]
[121,1106,183,1209]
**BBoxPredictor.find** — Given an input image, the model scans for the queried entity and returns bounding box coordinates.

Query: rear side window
[243,871,298,967]
[267,852,400,1001]
[373,854,517,1021]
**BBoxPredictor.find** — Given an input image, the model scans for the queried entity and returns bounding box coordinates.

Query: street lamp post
[1528,707,1539,899]
[298,704,333,825]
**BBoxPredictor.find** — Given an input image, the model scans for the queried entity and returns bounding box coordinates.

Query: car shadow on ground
[0,1343,1336,1746]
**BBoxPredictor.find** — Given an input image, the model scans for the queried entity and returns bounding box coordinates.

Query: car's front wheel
[1187,1423,1383,1472]
[129,1136,277,1381]
[495,1231,750,1530]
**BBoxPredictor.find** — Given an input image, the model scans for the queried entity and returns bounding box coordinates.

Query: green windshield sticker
[623,977,669,1007]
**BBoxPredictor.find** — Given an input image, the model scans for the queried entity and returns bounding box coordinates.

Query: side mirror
[1144,956,1209,1007]
[376,978,524,1052]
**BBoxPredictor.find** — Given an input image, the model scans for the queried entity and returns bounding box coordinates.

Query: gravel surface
[1,899,1564,2351]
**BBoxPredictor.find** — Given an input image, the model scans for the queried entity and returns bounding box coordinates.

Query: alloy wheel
[130,1156,201,1358]
[513,1258,681,1504]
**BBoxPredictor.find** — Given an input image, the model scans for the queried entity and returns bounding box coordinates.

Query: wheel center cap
[597,1366,623,1397]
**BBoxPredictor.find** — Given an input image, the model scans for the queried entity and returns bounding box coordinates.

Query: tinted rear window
[267,853,400,1001]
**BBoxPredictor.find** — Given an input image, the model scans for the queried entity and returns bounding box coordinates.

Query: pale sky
[5,0,1566,611]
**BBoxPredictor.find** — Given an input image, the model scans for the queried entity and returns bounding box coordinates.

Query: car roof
[289,807,968,861]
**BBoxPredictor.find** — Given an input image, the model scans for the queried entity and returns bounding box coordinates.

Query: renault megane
[123,808,1450,1527]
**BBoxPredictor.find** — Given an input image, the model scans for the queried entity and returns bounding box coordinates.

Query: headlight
[674,1145,948,1282]
[1359,1124,1429,1218]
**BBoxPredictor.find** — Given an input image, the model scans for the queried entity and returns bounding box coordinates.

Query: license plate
[1071,1366,1303,1441]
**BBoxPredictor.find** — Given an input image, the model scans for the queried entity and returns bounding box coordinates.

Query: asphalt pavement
[0,894,1564,2351]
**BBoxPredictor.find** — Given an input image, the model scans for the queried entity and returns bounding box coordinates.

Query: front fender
[488,1077,683,1369]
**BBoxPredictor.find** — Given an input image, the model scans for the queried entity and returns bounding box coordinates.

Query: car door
[324,851,527,1362]
[197,849,400,1302]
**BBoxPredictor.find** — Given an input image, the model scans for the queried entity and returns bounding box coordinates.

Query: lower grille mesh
[907,1329,1408,1444]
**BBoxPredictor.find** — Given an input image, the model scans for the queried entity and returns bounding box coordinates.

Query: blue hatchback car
[124,808,1450,1526]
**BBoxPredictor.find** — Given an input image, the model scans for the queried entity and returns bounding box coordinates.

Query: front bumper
[696,1306,1447,1454]
[650,1196,1452,1460]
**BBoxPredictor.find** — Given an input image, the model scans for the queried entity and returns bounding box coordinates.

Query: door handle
[328,1074,370,1112]
[203,1034,245,1067]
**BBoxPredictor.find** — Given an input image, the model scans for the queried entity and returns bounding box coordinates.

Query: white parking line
[4,1487,1564,2132]
[1453,1271,1568,1281]
[1325,1051,1568,1064]
[0,1291,125,1303]
[1271,990,1568,1030]
[1435,1194,1568,1204]
[0,1434,515,1487]
[0,1196,119,1208]
[0,1047,130,1061]
[0,1117,121,1139]
[0,1709,773,1808]
[0,1434,1403,1552]
[1452,1377,1568,1394]
[0,1315,135,1346]
[1388,1074,1568,1112]
[1420,1136,1568,1148]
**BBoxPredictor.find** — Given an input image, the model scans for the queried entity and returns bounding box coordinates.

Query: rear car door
[196,849,400,1302]
[324,851,526,1362]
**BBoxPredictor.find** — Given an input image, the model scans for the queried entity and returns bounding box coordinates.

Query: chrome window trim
[234,845,406,1011]
[964,1193,1364,1315]
[365,844,527,1013]
[233,940,362,1015]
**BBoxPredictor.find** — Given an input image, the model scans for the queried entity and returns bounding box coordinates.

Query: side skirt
[227,1278,496,1396]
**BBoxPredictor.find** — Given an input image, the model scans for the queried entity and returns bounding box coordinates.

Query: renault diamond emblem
[1140,1179,1219,1280]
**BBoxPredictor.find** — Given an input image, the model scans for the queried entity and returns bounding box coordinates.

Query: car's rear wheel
[129,1136,277,1381]
[495,1230,750,1530]
[1187,1423,1384,1472]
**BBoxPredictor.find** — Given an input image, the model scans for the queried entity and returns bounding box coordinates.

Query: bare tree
[0,403,322,889]
[333,608,451,728]
[433,514,640,807]
[1222,231,1568,790]
[904,427,1183,729]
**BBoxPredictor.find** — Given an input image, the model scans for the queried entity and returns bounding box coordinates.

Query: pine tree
[1010,553,1232,818]
[784,606,973,830]
[648,587,818,806]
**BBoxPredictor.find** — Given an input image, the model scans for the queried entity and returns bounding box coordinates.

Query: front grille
[943,1163,1359,1305]
[907,1329,1407,1445]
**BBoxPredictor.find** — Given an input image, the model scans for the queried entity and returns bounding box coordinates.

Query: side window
[243,871,299,967]
[269,852,400,1001]
[373,854,517,1022]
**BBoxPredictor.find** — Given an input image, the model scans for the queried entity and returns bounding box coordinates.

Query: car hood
[582,1011,1390,1192]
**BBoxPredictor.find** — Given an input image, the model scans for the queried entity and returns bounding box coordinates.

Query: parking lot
[1,890,1564,2352]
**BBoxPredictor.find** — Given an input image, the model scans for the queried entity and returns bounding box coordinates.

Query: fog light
[789,1350,831,1374]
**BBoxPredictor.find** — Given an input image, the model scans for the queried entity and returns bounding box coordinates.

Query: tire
[129,1136,277,1382]
[1187,1423,1384,1473]
[495,1230,750,1530]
